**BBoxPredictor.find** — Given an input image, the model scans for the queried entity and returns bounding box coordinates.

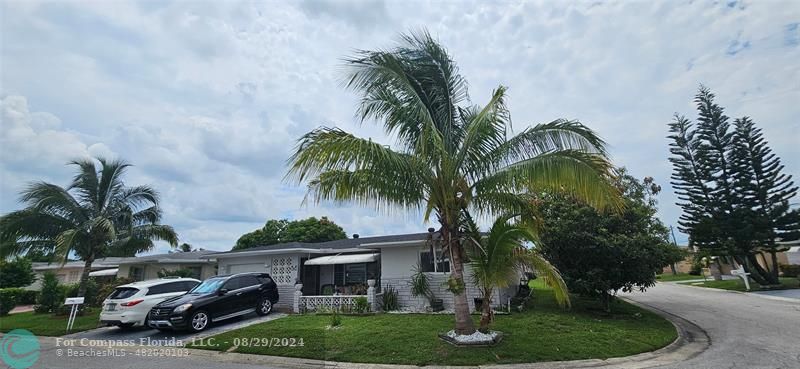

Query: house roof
[117,249,218,264]
[32,257,124,271]
[206,232,442,258]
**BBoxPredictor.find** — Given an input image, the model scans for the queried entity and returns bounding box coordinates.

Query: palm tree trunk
[478,289,493,333]
[77,257,94,298]
[451,248,475,334]
[443,225,476,335]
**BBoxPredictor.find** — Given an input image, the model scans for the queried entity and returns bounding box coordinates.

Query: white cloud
[1,0,798,250]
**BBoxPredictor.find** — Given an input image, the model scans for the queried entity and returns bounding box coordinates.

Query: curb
[671,281,800,303]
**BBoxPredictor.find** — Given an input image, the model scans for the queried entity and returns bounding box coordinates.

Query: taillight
[120,299,144,307]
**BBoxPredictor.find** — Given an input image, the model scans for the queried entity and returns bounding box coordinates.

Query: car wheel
[189,310,210,332]
[256,298,272,316]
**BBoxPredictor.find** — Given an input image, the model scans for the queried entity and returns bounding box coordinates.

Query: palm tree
[465,214,569,333]
[0,157,178,297]
[287,30,619,335]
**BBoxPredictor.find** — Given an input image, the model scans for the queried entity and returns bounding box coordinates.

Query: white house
[116,250,218,281]
[28,257,123,290]
[205,231,519,312]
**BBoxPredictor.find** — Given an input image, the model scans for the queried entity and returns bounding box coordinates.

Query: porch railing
[294,279,379,313]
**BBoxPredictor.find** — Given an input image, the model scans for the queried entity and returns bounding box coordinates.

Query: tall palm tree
[0,157,178,297]
[465,214,570,333]
[287,30,619,334]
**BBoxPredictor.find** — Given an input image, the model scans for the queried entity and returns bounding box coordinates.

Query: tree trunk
[444,225,476,335]
[737,255,769,286]
[478,289,493,333]
[769,251,780,280]
[600,291,611,313]
[77,257,94,298]
[747,254,779,285]
[670,263,677,276]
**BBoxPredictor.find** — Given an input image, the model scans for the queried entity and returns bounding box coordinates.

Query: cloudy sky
[1,0,798,253]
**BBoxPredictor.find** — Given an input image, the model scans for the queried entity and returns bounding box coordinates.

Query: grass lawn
[0,309,102,336]
[656,273,704,282]
[689,277,800,292]
[189,288,677,366]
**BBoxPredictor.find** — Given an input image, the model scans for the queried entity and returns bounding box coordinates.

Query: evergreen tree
[731,117,799,279]
[668,86,798,285]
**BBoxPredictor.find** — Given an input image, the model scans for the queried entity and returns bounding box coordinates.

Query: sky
[1,0,798,253]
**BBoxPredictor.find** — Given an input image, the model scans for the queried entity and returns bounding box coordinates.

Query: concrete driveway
[624,282,800,369]
[64,311,286,345]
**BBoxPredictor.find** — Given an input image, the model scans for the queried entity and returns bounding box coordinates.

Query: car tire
[189,310,210,332]
[256,297,272,316]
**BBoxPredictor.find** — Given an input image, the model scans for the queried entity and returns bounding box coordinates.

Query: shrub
[0,257,36,288]
[35,272,64,314]
[0,289,18,315]
[381,285,399,311]
[779,264,800,278]
[157,268,196,278]
[329,307,342,327]
[0,288,37,306]
[353,296,369,313]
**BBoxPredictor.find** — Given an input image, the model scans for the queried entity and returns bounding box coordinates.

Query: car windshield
[189,278,226,294]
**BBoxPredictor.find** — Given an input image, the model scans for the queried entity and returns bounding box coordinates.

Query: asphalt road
[11,284,800,369]
[623,282,800,369]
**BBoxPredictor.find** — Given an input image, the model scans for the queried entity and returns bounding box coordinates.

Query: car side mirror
[218,288,229,296]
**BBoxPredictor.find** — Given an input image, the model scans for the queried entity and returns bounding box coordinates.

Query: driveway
[65,311,286,345]
[624,282,800,369]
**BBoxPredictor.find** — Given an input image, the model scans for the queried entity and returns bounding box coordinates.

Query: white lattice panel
[300,295,358,312]
[271,256,296,285]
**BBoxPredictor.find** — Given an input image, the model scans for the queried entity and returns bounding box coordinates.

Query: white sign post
[730,266,751,291]
[64,297,85,333]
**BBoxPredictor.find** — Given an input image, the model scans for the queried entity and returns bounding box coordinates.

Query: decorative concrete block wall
[381,274,501,312]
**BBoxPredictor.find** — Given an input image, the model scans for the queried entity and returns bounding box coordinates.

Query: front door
[300,258,320,295]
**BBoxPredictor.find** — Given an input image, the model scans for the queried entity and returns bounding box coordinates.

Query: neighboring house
[27,257,123,290]
[205,232,519,312]
[117,250,218,281]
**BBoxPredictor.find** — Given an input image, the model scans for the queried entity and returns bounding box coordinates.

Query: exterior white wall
[118,263,216,281]
[378,245,508,311]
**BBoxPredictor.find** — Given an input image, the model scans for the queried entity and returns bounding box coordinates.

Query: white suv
[100,278,200,329]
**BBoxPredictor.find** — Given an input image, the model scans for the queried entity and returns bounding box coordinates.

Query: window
[240,275,260,288]
[129,266,144,281]
[190,278,225,294]
[147,281,196,295]
[109,287,139,299]
[185,266,202,279]
[334,263,369,286]
[420,249,450,273]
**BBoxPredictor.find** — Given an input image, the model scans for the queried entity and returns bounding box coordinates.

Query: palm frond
[306,169,426,211]
[520,252,571,308]
[19,181,87,223]
[474,150,621,212]
[131,224,178,246]
[457,86,510,180]
[68,158,100,207]
[96,157,132,212]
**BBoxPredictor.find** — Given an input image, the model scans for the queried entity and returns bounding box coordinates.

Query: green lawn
[656,273,703,282]
[0,309,102,336]
[189,289,677,366]
[690,277,800,292]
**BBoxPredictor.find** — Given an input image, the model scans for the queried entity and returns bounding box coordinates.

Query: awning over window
[304,253,380,266]
[89,268,118,277]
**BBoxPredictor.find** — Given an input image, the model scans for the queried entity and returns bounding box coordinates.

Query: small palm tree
[465,214,569,333]
[0,157,178,297]
[287,30,619,334]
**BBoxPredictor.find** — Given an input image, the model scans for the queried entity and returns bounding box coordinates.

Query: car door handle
[236,292,243,296]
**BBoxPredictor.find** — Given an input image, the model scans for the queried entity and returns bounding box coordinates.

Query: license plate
[105,303,116,311]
